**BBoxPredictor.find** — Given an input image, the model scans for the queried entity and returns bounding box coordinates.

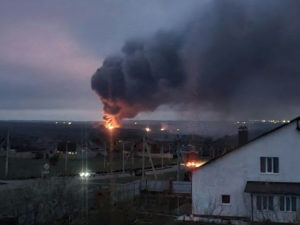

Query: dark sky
[1,0,300,121]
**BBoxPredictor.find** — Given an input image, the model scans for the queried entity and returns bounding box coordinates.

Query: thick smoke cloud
[92,0,300,122]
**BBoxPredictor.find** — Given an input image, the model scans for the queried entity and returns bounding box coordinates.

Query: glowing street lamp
[145,127,151,133]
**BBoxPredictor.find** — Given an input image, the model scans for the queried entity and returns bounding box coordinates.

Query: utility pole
[142,136,145,180]
[131,144,134,170]
[145,140,157,179]
[176,135,181,181]
[168,143,171,164]
[122,141,125,173]
[5,131,9,178]
[161,145,164,168]
[176,145,180,181]
[104,142,106,169]
[65,142,68,175]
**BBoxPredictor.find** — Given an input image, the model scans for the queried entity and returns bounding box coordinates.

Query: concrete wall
[141,180,191,194]
[192,120,300,223]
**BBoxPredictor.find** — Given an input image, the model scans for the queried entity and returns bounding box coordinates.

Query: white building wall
[192,121,300,223]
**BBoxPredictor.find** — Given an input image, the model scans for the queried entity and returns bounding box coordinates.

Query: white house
[192,117,300,224]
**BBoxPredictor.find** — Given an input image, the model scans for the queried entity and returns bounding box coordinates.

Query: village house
[192,117,300,224]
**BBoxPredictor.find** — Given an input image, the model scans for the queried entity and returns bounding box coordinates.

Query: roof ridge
[193,116,300,171]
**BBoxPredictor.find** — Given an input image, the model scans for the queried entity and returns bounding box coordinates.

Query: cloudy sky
[1,0,300,121]
[0,0,201,121]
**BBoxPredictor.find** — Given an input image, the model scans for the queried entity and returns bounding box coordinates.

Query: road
[0,165,178,191]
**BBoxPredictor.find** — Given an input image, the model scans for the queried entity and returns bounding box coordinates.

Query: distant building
[192,117,300,223]
[56,142,97,159]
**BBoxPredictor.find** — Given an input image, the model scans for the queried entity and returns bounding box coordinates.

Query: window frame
[280,195,297,212]
[260,157,279,174]
[256,195,274,211]
[221,195,231,205]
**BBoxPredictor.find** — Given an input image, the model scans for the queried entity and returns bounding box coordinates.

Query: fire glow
[107,124,114,130]
[182,160,205,169]
[103,114,120,131]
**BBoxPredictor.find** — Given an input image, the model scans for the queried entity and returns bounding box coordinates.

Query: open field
[0,155,177,179]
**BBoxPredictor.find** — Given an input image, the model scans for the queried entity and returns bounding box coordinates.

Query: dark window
[273,157,279,173]
[269,196,274,210]
[292,197,297,211]
[286,197,290,211]
[280,196,285,211]
[222,195,230,204]
[257,196,262,210]
[263,196,267,209]
[260,157,266,172]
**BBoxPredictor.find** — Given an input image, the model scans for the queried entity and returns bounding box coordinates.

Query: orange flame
[181,160,206,169]
[103,114,120,130]
[107,124,115,130]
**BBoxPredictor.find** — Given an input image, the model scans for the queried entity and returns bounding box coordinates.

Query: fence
[141,180,170,192]
[172,181,191,194]
[141,180,191,194]
[97,179,191,203]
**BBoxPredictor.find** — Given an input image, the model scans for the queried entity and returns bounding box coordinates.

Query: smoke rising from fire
[91,0,300,125]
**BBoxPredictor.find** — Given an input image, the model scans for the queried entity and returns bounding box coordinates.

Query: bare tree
[1,178,83,225]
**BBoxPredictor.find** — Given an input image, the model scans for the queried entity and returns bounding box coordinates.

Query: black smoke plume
[92,0,300,123]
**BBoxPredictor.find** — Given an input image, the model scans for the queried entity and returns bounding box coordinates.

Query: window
[257,195,274,211]
[280,196,297,211]
[260,157,279,173]
[221,195,230,204]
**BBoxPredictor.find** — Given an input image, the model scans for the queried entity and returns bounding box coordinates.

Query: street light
[119,140,125,173]
[142,128,151,180]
